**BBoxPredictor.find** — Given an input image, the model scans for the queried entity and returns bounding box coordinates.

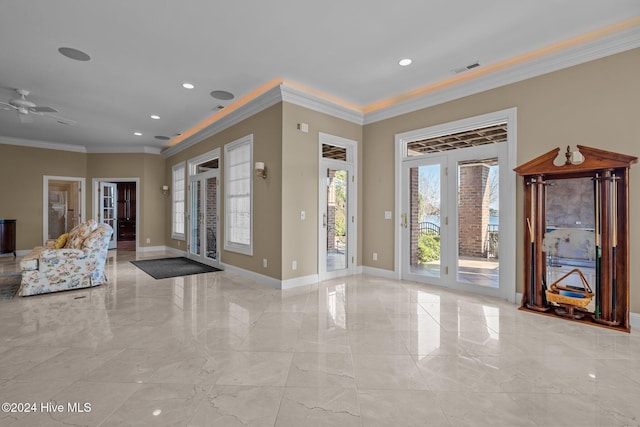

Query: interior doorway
[92,178,139,251]
[43,176,85,244]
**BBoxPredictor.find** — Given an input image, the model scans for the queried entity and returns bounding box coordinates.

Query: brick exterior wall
[206,177,217,258]
[410,167,419,265]
[458,164,490,257]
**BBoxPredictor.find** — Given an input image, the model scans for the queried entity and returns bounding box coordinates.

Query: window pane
[224,136,253,254]
[172,163,186,238]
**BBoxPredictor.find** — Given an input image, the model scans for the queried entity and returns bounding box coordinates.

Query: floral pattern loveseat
[19,220,113,296]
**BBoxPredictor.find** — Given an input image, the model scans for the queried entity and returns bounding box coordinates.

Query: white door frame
[187,169,220,268]
[92,178,140,251]
[43,175,86,244]
[318,133,358,281]
[99,182,118,250]
[187,148,221,268]
[394,108,517,302]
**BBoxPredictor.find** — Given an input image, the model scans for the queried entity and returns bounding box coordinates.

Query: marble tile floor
[0,251,639,426]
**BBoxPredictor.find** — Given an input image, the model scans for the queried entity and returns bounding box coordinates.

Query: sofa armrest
[40,248,87,262]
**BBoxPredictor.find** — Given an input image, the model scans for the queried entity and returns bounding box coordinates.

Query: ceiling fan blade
[18,112,34,123]
[30,106,59,113]
[43,112,76,126]
[0,101,18,110]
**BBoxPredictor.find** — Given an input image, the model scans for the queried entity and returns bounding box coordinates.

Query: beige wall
[165,103,283,279]
[0,144,165,251]
[362,48,640,311]
[0,144,87,249]
[86,153,166,248]
[281,103,363,280]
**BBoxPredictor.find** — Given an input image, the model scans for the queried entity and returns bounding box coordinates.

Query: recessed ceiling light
[398,58,412,66]
[58,47,91,61]
[134,132,142,136]
[150,115,160,120]
[182,83,195,89]
[210,90,235,100]
[154,135,170,140]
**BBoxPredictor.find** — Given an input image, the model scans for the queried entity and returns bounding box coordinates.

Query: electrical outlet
[373,252,378,261]
[263,258,268,268]
[292,260,297,270]
[146,238,150,244]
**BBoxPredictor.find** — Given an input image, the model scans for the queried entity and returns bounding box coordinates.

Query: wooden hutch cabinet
[117,182,136,243]
[0,219,16,257]
[515,145,637,332]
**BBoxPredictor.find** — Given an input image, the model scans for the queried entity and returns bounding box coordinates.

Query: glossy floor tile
[0,251,639,426]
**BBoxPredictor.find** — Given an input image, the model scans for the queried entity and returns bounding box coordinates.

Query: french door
[318,133,357,280]
[401,143,511,299]
[188,169,219,267]
[100,182,118,250]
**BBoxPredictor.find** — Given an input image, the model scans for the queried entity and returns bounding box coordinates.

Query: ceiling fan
[0,89,76,125]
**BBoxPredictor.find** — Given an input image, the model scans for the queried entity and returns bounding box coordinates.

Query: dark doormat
[0,273,21,301]
[131,257,221,279]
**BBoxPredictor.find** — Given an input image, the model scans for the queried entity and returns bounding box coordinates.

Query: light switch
[300,210,306,220]
[384,211,392,220]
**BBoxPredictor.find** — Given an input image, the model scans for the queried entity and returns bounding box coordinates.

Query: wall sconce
[255,162,267,179]
[162,185,170,196]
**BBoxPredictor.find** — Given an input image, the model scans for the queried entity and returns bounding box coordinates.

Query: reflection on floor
[0,251,639,426]
[411,256,500,288]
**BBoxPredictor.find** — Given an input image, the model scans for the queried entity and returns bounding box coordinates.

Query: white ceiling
[0,1,638,153]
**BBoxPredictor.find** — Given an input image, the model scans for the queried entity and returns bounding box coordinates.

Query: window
[172,162,186,240]
[224,134,253,255]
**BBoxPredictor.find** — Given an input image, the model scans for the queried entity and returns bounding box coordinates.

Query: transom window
[406,123,507,156]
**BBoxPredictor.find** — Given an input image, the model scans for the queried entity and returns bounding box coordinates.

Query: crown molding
[280,84,364,125]
[87,145,162,155]
[163,83,365,158]
[162,85,283,158]
[0,136,87,153]
[364,26,640,124]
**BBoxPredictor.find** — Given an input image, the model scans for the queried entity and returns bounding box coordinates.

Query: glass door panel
[326,168,348,272]
[190,179,202,257]
[205,176,218,261]
[456,158,500,288]
[409,164,442,279]
[100,182,117,250]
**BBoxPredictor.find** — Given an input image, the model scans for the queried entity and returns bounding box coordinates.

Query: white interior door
[100,182,118,250]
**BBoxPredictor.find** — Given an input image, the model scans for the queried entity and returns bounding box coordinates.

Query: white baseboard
[138,245,170,253]
[281,274,319,290]
[221,263,283,289]
[164,246,187,256]
[1,250,28,257]
[630,312,640,328]
[515,292,523,305]
[361,266,397,279]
